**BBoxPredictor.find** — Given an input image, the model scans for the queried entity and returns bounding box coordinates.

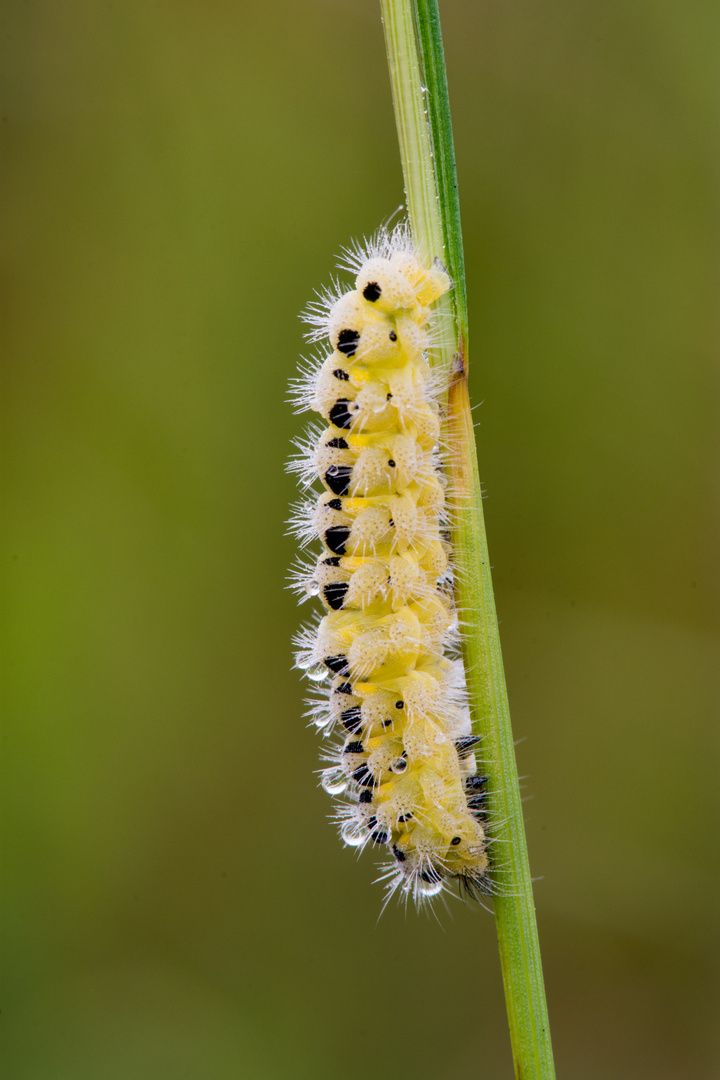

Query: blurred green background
[2,1,718,1077]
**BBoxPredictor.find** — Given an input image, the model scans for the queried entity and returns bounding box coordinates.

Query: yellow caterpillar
[291,225,489,905]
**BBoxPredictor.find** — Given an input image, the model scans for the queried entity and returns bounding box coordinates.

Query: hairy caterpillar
[290,224,490,906]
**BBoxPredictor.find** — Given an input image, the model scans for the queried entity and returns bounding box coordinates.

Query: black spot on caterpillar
[323,582,349,610]
[324,464,353,496]
[467,794,487,822]
[353,764,375,788]
[337,328,360,356]
[324,654,350,675]
[324,527,350,555]
[340,706,363,733]
[329,399,355,429]
[455,735,482,758]
[325,437,349,449]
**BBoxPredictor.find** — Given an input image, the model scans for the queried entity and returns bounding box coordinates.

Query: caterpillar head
[391,812,488,887]
[440,816,488,878]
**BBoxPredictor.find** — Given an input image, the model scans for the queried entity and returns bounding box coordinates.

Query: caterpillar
[290,224,490,906]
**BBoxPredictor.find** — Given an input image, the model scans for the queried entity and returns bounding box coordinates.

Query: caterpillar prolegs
[291,225,490,906]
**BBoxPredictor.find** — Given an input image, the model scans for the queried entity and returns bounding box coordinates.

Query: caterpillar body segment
[292,225,489,906]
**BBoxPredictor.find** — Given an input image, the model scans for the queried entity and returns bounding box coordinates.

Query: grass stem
[379,3,557,1077]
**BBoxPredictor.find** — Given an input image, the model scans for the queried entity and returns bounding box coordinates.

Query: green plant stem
[379,3,557,1078]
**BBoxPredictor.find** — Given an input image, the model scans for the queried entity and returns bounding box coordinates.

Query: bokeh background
[2,1,718,1077]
